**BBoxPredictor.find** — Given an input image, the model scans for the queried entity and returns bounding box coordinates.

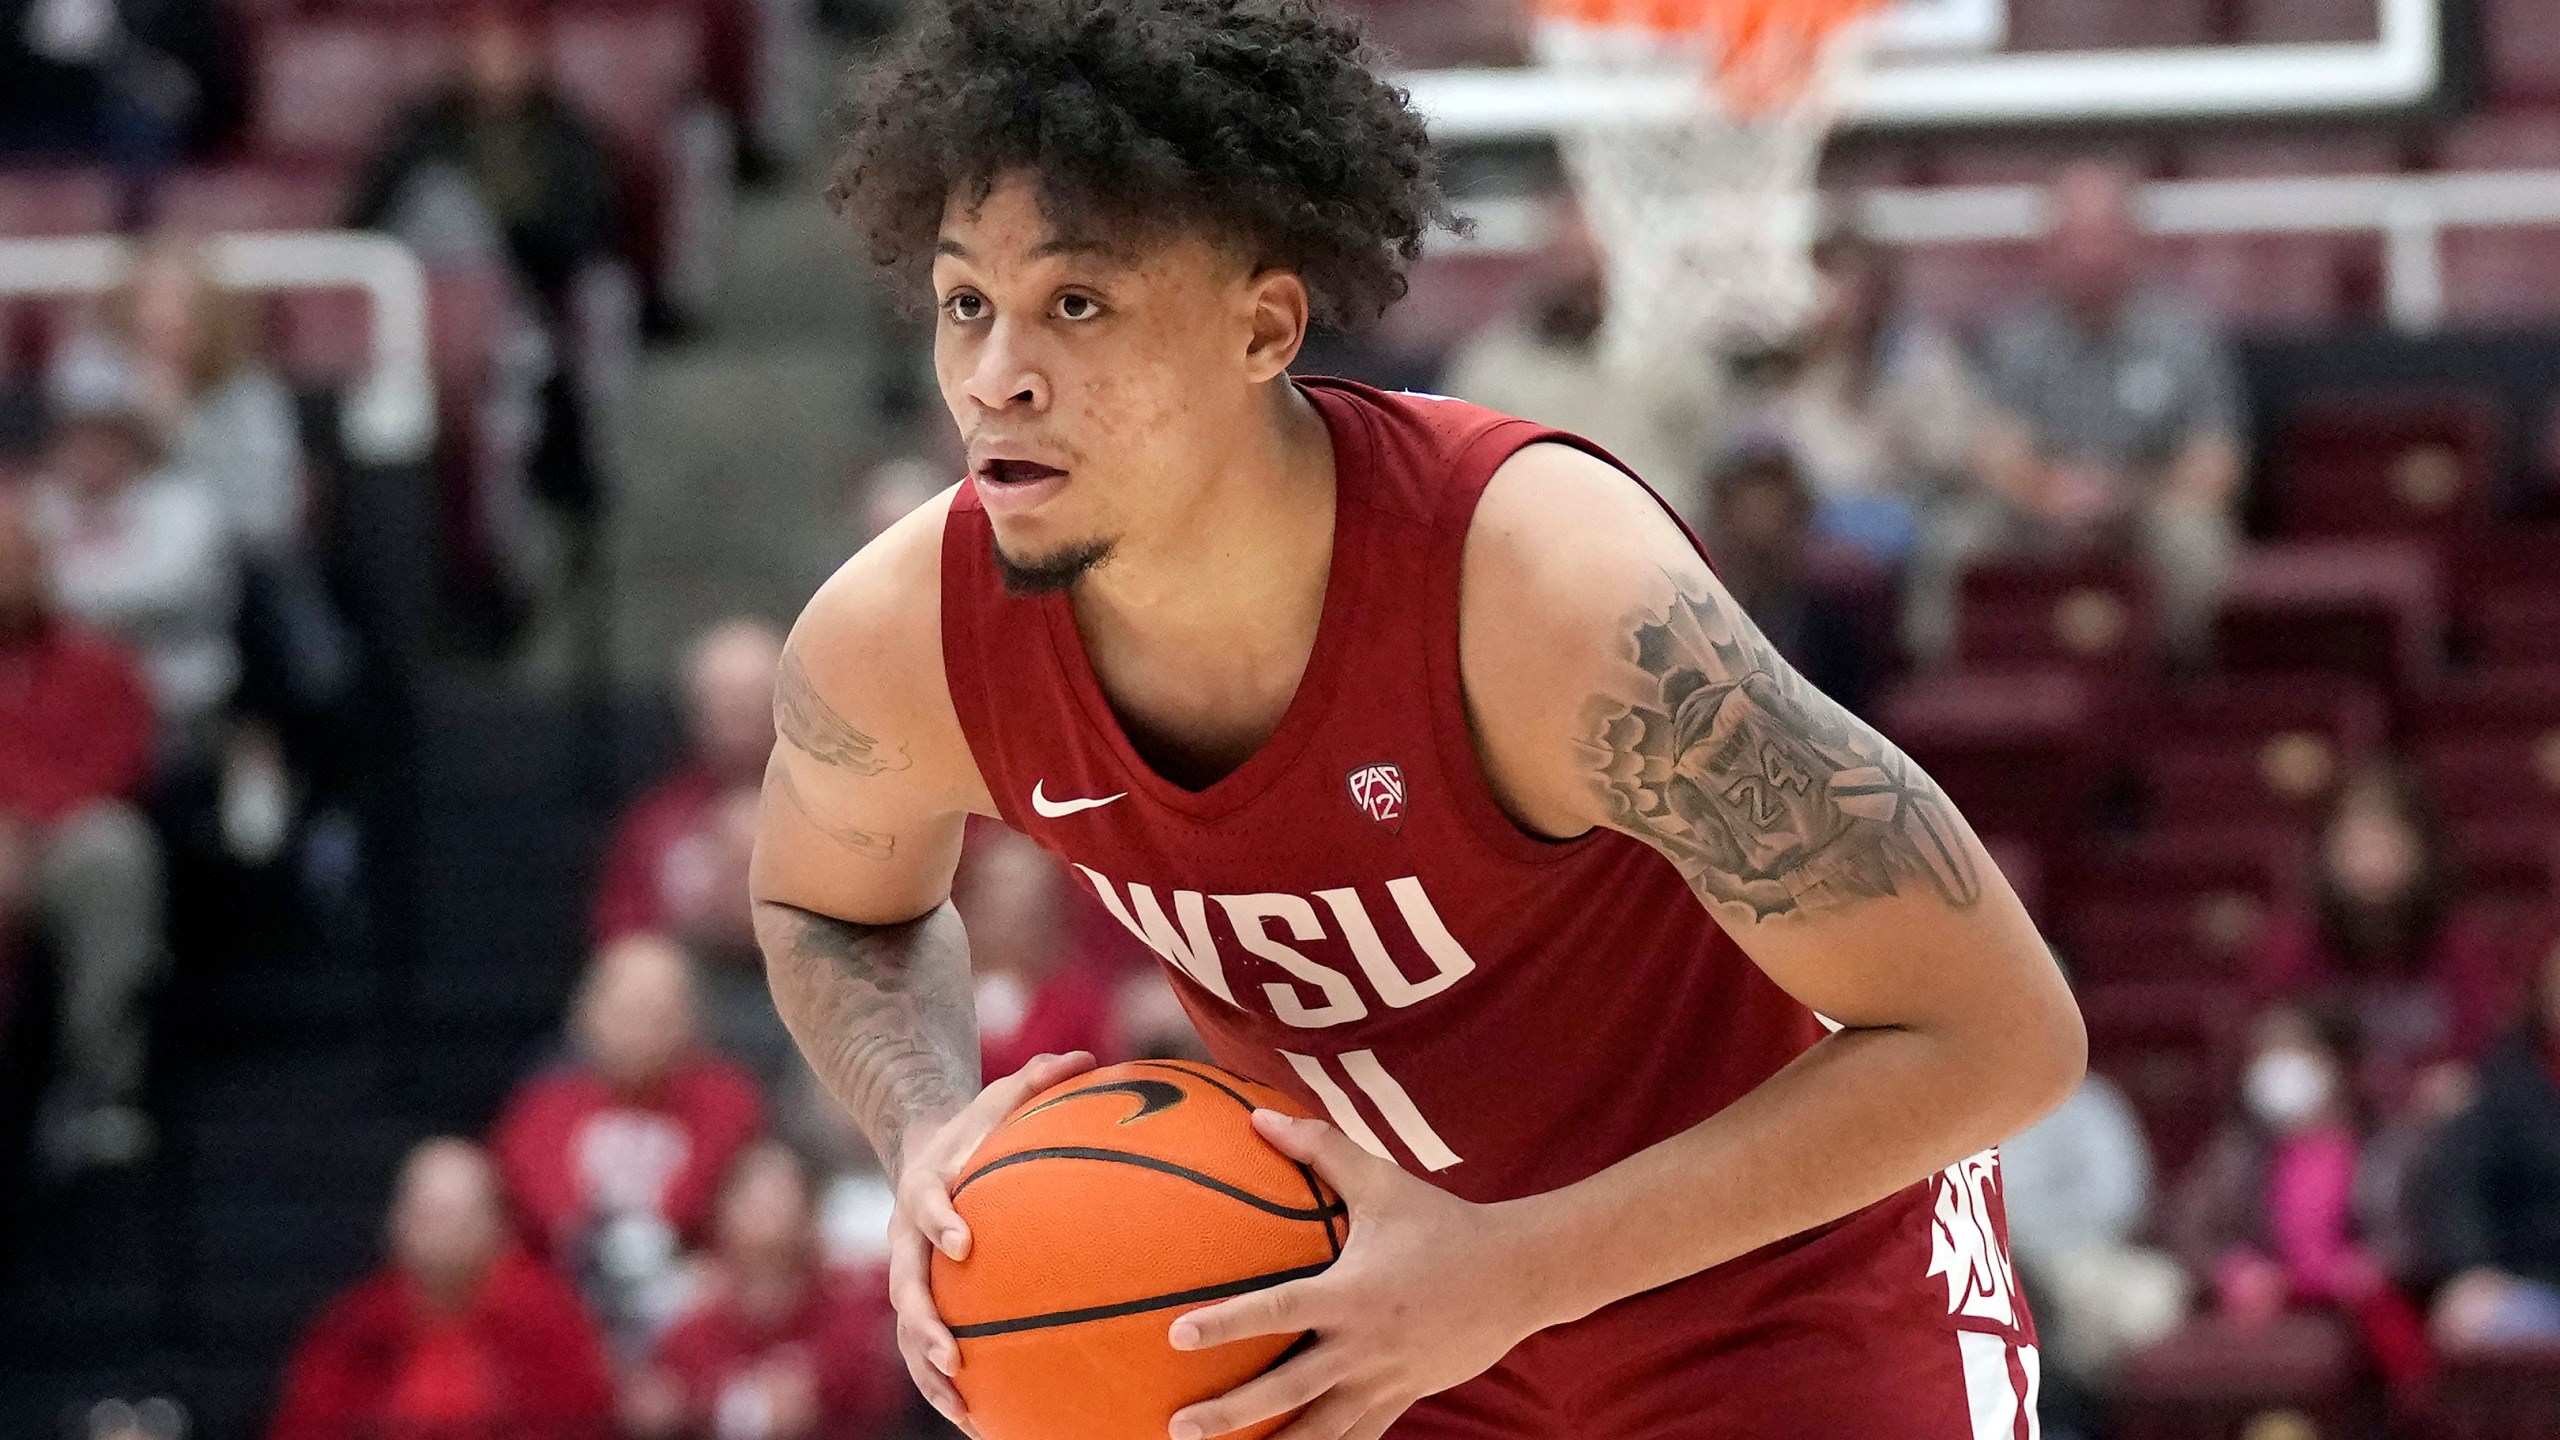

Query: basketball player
[750,0,2085,1433]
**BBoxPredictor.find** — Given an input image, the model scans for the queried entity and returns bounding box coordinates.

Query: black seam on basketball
[1293,1160,1341,1259]
[951,1146,1350,1223]
[1131,1059,1258,1112]
[946,1262,1334,1339]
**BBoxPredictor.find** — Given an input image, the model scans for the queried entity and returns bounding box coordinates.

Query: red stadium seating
[251,16,457,161]
[1875,669,2106,842]
[2211,539,2444,693]
[0,168,119,237]
[270,288,377,390]
[2265,391,2503,543]
[151,163,352,235]
[2114,1313,2368,1440]
[2479,0,2560,102]
[1954,555,2158,675]
[1373,252,1534,357]
[2231,0,2378,45]
[2158,234,2373,332]
[2135,674,2388,833]
[2429,1349,2560,1440]
[1895,241,2041,326]
[2003,0,2218,50]
[2077,981,2245,1175]
[2179,131,2406,178]
[2448,531,2560,665]
[546,5,706,155]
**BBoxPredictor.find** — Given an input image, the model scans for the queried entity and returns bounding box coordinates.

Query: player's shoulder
[1464,440,1704,636]
[786,482,963,701]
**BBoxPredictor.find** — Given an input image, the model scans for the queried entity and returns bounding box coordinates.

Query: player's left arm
[1453,440,2085,1310]
[1164,441,2083,1440]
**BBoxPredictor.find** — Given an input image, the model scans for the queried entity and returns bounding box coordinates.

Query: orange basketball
[931,1060,1345,1440]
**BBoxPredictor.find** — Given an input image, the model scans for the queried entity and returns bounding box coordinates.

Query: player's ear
[1241,268,1309,383]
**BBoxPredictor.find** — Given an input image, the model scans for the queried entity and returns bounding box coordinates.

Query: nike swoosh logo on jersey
[1031,781,1127,818]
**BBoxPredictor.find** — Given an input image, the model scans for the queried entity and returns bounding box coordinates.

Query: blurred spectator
[2165,1005,2431,1393]
[347,5,618,529]
[0,0,239,188]
[626,1143,904,1440]
[1699,438,1878,715]
[52,240,359,736]
[953,821,1122,1082]
[2251,760,2506,1085]
[26,370,236,758]
[347,6,620,317]
[596,620,783,946]
[2000,1067,2188,1392]
[0,490,164,1177]
[1930,162,2246,661]
[268,1138,616,1440]
[1727,229,1982,567]
[1440,192,1724,518]
[848,455,945,550]
[1114,966,1211,1063]
[493,934,765,1352]
[2421,939,2560,1352]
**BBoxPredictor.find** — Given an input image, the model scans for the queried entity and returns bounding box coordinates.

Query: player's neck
[1075,380,1336,651]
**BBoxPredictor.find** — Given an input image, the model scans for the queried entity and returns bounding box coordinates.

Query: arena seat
[2076,981,2245,1176]
[2210,539,2444,694]
[270,288,377,390]
[1953,555,2158,676]
[2428,1348,2560,1440]
[1371,251,1534,358]
[2179,131,2407,178]
[547,4,705,153]
[251,16,457,162]
[2063,825,2301,919]
[2003,0,2218,51]
[2479,0,2560,103]
[2412,733,2560,831]
[1895,241,2039,327]
[1927,140,2162,187]
[1874,669,2106,842]
[2114,1313,2368,1440]
[151,163,351,236]
[2449,531,2560,664]
[2134,674,2388,833]
[2265,390,2503,543]
[2158,233,2371,332]
[2058,897,2268,990]
[2231,0,2379,45]
[0,168,118,237]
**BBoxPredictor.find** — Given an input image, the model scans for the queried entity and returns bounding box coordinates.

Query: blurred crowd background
[6,0,2560,1438]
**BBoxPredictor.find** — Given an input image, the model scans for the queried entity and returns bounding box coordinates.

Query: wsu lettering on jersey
[1074,866,1477,1028]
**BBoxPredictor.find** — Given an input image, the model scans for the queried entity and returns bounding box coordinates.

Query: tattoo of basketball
[775,650,913,774]
[1581,582,1981,921]
[758,904,978,1175]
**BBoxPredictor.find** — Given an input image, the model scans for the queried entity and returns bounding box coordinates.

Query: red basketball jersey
[940,378,2040,1437]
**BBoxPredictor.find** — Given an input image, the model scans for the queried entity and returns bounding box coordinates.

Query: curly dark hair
[828,0,1459,328]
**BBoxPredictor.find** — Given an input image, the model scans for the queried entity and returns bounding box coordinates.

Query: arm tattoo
[759,901,978,1175]
[769,755,897,860]
[775,650,912,774]
[1581,579,1981,922]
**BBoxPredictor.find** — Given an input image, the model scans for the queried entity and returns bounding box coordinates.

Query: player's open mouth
[972,457,1070,517]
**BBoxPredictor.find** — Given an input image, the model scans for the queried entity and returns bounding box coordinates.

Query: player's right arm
[749,490,1091,1432]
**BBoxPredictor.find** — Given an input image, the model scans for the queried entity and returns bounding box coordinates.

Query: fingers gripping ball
[931,1060,1345,1440]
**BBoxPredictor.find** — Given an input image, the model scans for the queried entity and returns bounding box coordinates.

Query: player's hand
[1164,1110,1554,1440]
[887,1049,1098,1438]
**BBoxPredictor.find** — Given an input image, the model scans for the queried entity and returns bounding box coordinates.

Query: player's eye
[1053,293,1104,322]
[942,292,988,323]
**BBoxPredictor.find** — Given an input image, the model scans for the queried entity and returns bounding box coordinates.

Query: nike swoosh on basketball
[1032,781,1127,818]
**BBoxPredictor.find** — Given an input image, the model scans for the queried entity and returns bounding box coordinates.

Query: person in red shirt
[592,620,784,948]
[950,819,1124,1080]
[626,1142,906,1440]
[269,1138,617,1440]
[492,934,767,1350]
[0,488,165,1177]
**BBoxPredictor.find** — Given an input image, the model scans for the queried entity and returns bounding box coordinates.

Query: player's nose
[961,319,1050,414]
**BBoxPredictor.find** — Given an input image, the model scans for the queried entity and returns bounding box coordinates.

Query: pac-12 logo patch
[1347,763,1406,832]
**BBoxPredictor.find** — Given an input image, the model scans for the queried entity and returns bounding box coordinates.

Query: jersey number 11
[1279,1049,1462,1172]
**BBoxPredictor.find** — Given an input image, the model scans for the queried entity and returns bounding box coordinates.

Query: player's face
[931,173,1288,588]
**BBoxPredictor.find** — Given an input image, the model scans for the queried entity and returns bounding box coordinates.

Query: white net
[1532,10,1875,363]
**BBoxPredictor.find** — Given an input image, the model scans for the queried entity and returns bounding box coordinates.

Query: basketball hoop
[1528,0,1884,360]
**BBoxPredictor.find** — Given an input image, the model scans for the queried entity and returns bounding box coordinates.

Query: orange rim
[1535,0,1884,114]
